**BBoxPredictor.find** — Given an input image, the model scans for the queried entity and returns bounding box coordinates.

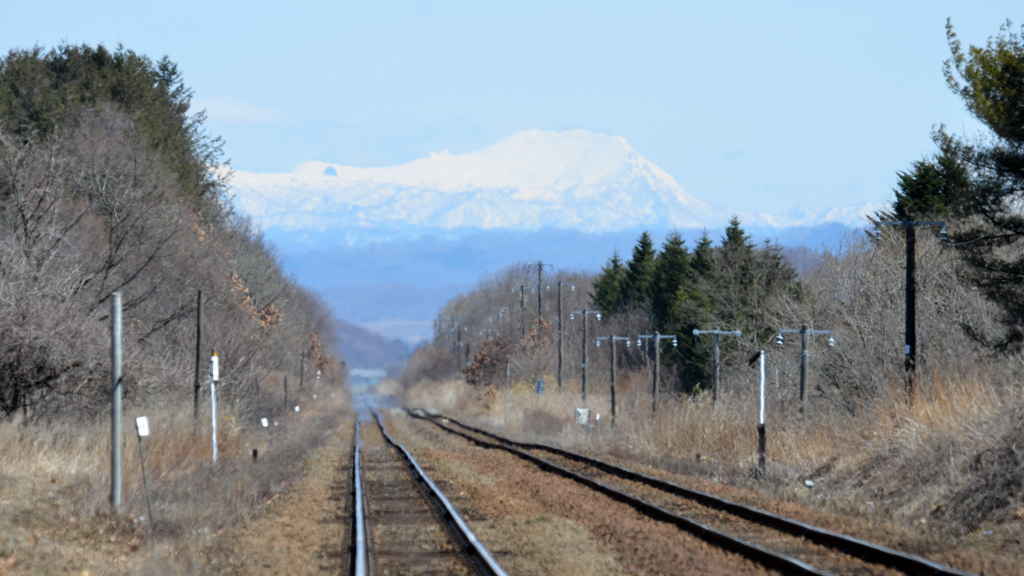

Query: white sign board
[261,418,268,427]
[136,416,150,437]
[294,405,300,412]
[210,354,219,381]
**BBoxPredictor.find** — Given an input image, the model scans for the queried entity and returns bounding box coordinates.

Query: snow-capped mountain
[229,129,876,246]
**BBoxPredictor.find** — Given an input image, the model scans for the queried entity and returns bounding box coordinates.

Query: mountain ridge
[230,129,876,247]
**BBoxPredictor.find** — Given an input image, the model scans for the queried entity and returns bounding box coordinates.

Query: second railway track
[416,411,976,576]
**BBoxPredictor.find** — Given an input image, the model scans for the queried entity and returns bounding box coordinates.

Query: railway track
[417,411,976,576]
[350,410,507,576]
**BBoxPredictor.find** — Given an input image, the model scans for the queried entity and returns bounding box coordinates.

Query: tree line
[0,43,340,420]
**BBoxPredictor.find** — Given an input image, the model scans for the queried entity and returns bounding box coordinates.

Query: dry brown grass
[0,384,352,574]
[405,367,1024,552]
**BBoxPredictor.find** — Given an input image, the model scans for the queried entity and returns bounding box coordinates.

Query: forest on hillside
[0,44,341,421]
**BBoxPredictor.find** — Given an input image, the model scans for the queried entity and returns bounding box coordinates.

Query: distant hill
[333,317,409,370]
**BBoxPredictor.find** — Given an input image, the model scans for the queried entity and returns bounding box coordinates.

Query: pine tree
[651,231,692,330]
[623,231,657,309]
[592,251,627,317]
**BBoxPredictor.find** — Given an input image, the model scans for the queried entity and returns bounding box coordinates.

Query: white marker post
[757,350,767,478]
[211,352,219,463]
[135,416,155,526]
[261,417,269,442]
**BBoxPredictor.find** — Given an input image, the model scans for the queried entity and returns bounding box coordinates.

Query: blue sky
[2,1,1018,213]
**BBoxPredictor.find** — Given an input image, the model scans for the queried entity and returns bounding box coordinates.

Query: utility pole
[536,261,552,319]
[777,326,834,413]
[570,310,601,402]
[193,290,202,437]
[556,282,574,393]
[692,328,741,404]
[517,286,528,339]
[875,220,946,404]
[110,292,122,514]
[299,351,305,388]
[638,332,678,412]
[597,336,629,426]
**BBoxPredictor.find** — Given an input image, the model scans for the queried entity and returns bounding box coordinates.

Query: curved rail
[351,421,367,576]
[372,410,508,576]
[426,412,976,576]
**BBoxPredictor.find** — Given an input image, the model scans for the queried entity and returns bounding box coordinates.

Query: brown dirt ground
[204,421,354,575]
[384,413,782,576]
[442,415,1023,576]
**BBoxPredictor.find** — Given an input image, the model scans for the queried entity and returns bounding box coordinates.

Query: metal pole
[905,223,917,404]
[799,325,808,413]
[758,350,766,478]
[557,283,564,393]
[110,292,122,514]
[610,337,617,427]
[504,358,510,428]
[193,290,202,437]
[582,313,588,403]
[712,332,720,404]
[211,352,218,463]
[653,331,661,412]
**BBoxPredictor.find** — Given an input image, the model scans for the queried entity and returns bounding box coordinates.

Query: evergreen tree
[622,231,657,309]
[0,44,227,219]
[877,153,968,221]
[592,251,626,317]
[940,20,1024,348]
[651,231,692,330]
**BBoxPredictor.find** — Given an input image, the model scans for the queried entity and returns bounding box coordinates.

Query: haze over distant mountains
[229,129,877,361]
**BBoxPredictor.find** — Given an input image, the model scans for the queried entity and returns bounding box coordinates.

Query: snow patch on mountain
[229,129,876,245]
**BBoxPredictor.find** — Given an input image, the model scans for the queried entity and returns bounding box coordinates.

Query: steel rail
[351,421,367,576]
[429,412,976,576]
[372,410,508,576]
[415,412,828,576]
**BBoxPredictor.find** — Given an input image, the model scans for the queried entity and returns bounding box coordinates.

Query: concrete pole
[799,325,808,413]
[520,286,526,339]
[537,262,543,319]
[582,314,588,403]
[905,223,917,404]
[110,292,122,513]
[610,337,617,427]
[712,332,721,404]
[653,331,661,412]
[193,290,202,436]
[557,283,564,392]
[504,358,510,428]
